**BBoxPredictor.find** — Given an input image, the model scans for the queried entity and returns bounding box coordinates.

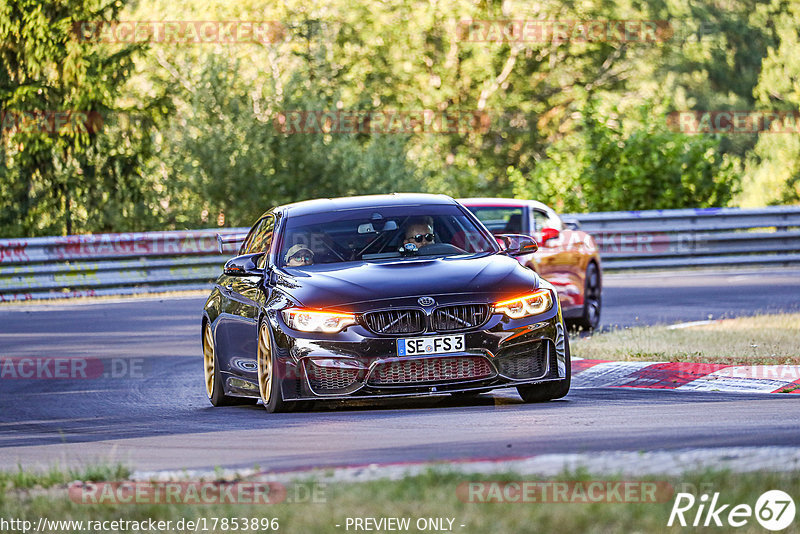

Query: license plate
[397,334,465,356]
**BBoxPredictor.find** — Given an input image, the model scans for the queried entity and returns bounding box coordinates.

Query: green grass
[2,468,799,533]
[572,313,800,365]
[0,463,131,491]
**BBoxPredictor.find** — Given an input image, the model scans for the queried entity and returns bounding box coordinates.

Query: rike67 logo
[668,490,795,531]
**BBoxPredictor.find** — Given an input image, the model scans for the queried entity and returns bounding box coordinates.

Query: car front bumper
[262,305,568,401]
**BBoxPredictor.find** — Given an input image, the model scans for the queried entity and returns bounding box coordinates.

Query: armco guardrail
[1,205,798,302]
[0,229,247,302]
[566,205,800,270]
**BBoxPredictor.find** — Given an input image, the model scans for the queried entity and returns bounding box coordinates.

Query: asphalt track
[1,268,799,472]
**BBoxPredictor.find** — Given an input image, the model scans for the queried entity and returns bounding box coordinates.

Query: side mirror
[223,253,264,276]
[496,234,538,256]
[561,217,581,231]
[216,232,247,254]
[540,227,560,243]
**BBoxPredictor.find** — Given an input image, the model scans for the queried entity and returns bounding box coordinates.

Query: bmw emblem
[418,296,435,307]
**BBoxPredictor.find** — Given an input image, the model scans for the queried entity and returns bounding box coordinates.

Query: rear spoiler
[216,232,248,254]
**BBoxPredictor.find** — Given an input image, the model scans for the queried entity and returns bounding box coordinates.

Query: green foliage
[2,466,799,534]
[740,0,800,206]
[150,53,422,229]
[0,0,168,237]
[513,101,739,212]
[0,462,130,490]
[1,0,798,238]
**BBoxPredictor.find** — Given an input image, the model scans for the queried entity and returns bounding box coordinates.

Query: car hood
[276,253,539,309]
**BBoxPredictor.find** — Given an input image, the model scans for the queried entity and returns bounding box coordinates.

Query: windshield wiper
[362,252,402,260]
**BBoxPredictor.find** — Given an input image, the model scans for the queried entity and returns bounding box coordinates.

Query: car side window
[239,215,275,266]
[253,216,275,268]
[468,207,524,233]
[239,219,263,255]
[531,210,549,232]
[533,209,563,232]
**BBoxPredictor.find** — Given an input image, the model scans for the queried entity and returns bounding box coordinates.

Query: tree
[150,49,422,229]
[0,0,164,237]
[740,0,800,206]
[512,101,739,212]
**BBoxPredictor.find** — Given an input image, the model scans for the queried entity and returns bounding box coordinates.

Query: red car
[460,198,602,330]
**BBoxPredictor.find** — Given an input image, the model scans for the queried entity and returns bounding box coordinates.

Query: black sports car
[202,194,571,412]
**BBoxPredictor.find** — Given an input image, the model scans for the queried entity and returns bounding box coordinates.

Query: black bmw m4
[202,193,571,412]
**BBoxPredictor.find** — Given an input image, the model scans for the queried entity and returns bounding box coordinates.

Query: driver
[284,244,314,267]
[403,217,435,250]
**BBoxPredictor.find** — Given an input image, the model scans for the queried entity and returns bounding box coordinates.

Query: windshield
[278,204,497,267]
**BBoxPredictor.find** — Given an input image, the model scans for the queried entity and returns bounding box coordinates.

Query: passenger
[284,244,314,267]
[403,217,435,249]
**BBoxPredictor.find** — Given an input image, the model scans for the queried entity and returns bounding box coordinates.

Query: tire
[203,322,256,406]
[574,262,601,331]
[516,331,571,403]
[257,319,289,413]
[257,319,311,413]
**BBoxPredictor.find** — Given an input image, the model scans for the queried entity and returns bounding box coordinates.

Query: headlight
[281,308,357,333]
[494,289,554,319]
[307,358,365,370]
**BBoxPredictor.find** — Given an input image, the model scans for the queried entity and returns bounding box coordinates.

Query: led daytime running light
[282,308,357,333]
[494,289,553,319]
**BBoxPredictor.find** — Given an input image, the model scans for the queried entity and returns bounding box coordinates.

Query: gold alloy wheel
[258,322,273,404]
[202,323,215,398]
